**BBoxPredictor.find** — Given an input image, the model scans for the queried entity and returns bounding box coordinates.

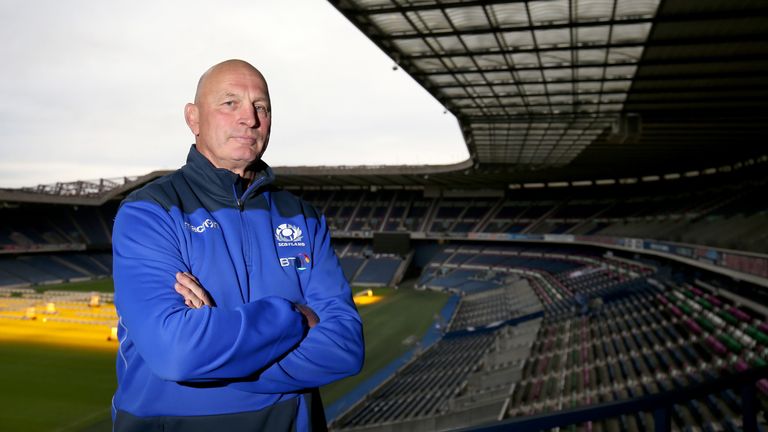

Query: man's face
[185,63,271,175]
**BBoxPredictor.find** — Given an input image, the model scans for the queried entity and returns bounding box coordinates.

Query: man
[111,59,364,431]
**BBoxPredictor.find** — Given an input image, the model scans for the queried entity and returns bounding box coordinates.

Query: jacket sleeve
[113,200,307,382]
[230,213,364,393]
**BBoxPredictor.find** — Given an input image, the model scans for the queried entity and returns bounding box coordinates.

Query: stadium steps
[340,256,365,283]
[67,212,94,245]
[91,253,113,273]
[389,251,413,287]
[419,197,441,233]
[0,257,62,285]
[520,202,561,235]
[378,192,399,232]
[343,193,365,232]
[565,202,616,235]
[472,198,505,233]
[319,190,336,215]
[354,257,402,287]
[0,268,30,288]
[62,254,110,277]
[19,255,87,281]
[50,254,96,278]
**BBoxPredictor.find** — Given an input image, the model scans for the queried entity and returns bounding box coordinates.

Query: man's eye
[223,101,235,107]
[255,105,269,115]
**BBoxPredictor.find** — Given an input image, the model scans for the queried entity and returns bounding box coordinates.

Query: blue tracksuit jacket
[111,146,364,431]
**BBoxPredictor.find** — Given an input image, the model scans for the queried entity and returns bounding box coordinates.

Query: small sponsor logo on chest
[185,218,219,233]
[280,253,310,270]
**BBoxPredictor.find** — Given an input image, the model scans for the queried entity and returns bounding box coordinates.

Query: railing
[0,243,86,255]
[0,171,170,205]
[19,176,139,196]
[458,365,768,432]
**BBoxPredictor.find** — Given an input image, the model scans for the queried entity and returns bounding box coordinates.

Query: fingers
[174,279,202,308]
[295,303,320,328]
[175,272,213,308]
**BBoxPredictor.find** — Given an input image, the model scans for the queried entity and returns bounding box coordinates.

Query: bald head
[194,59,269,105]
[184,59,272,176]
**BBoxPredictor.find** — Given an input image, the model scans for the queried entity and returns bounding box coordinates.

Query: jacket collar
[181,145,275,204]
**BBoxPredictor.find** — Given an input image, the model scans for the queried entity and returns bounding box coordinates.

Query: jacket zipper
[236,174,271,211]
[231,174,270,302]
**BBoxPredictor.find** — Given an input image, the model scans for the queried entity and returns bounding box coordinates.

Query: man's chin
[232,151,260,164]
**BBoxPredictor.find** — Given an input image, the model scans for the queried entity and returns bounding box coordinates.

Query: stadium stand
[333,240,408,287]
[354,256,402,286]
[288,175,768,254]
[1,0,768,430]
[0,286,116,327]
[0,269,28,288]
[0,203,115,250]
[18,255,89,281]
[331,243,768,431]
[340,256,366,282]
[0,257,62,285]
[2,171,768,432]
[0,253,111,287]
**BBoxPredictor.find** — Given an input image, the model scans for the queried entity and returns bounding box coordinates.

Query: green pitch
[0,342,115,432]
[36,278,115,293]
[0,283,448,431]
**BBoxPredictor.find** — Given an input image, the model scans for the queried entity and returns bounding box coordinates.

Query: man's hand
[295,303,319,328]
[173,272,317,328]
[174,272,214,308]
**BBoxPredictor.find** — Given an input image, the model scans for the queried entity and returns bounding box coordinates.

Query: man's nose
[239,105,259,128]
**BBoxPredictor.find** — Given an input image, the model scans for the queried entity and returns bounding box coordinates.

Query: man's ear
[184,103,200,136]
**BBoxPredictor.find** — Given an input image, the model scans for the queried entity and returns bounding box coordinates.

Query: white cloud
[0,0,468,188]
[0,161,166,189]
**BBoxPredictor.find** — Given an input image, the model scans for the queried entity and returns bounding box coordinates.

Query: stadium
[1,0,768,430]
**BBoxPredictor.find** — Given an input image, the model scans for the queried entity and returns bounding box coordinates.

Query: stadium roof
[314,0,768,185]
[3,0,768,199]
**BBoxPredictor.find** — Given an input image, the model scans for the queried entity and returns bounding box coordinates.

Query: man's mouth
[232,136,258,144]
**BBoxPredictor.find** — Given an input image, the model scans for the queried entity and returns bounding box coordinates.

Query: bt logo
[279,253,310,270]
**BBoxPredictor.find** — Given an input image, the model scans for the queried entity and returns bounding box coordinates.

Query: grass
[37,278,114,293]
[0,343,115,432]
[0,284,448,431]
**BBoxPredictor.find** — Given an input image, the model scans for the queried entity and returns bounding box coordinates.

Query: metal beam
[370,9,768,41]
[414,60,638,76]
[445,85,768,100]
[433,70,768,89]
[374,16,655,41]
[407,34,768,60]
[412,55,768,77]
[336,0,529,16]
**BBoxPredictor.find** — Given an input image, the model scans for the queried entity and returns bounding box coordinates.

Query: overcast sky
[0,0,467,188]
